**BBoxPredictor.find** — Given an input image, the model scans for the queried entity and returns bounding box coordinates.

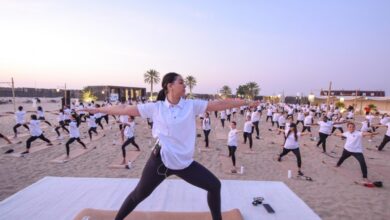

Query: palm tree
[219,85,232,98]
[246,82,260,99]
[236,85,249,98]
[185,75,197,97]
[144,69,160,101]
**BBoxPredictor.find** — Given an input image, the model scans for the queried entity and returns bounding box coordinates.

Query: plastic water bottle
[81,216,90,220]
[127,161,132,169]
[240,166,244,174]
[288,170,292,179]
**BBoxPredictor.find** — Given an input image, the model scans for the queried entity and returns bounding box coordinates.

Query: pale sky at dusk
[1,0,389,96]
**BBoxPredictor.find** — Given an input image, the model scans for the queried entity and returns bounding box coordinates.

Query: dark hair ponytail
[156,72,180,101]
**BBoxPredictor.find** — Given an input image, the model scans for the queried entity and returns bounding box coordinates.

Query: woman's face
[348,123,355,132]
[168,75,186,97]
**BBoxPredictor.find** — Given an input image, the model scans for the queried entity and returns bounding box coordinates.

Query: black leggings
[115,153,222,220]
[220,119,225,128]
[302,126,311,133]
[96,118,104,129]
[122,137,140,158]
[252,121,259,137]
[203,130,211,147]
[279,148,302,168]
[55,121,69,137]
[26,134,51,149]
[13,123,29,135]
[378,135,390,151]
[103,115,109,124]
[243,132,253,149]
[88,127,98,139]
[272,121,279,127]
[65,137,86,156]
[227,114,231,122]
[331,127,344,134]
[266,116,272,122]
[228,146,237,166]
[337,149,368,178]
[38,117,52,126]
[296,120,304,127]
[317,132,329,152]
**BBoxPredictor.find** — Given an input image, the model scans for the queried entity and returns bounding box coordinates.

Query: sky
[0,0,389,96]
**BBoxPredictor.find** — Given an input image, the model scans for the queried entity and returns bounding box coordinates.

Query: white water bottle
[240,166,244,174]
[288,170,292,179]
[127,161,132,169]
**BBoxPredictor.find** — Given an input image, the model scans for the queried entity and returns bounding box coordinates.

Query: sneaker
[298,171,304,176]
[47,143,53,146]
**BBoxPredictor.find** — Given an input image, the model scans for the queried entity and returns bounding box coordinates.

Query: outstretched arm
[362,132,379,137]
[81,104,140,117]
[207,99,259,112]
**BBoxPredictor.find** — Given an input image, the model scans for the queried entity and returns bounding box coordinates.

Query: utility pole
[0,77,16,112]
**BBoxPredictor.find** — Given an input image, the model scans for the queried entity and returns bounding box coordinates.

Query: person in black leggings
[121,116,140,164]
[202,112,211,148]
[84,72,260,220]
[375,123,390,151]
[22,114,53,154]
[0,133,12,144]
[65,114,87,158]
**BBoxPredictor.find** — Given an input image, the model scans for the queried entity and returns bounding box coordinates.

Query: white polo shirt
[284,132,301,149]
[202,118,211,131]
[69,121,80,138]
[342,131,363,153]
[87,115,97,128]
[137,98,208,170]
[297,112,305,121]
[278,116,286,126]
[37,110,45,118]
[29,120,42,137]
[318,121,334,135]
[220,111,226,119]
[251,111,260,122]
[243,121,253,133]
[227,128,238,146]
[15,110,26,124]
[124,122,135,138]
[386,123,390,137]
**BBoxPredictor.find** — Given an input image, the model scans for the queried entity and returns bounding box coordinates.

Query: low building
[320,90,385,97]
[84,85,146,102]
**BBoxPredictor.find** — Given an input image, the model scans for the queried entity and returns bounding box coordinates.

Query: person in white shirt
[54,109,69,139]
[266,107,273,123]
[13,106,29,138]
[346,110,354,120]
[251,108,261,139]
[37,106,52,126]
[277,123,310,176]
[331,113,346,134]
[202,112,212,148]
[365,112,376,132]
[63,106,72,125]
[65,114,87,158]
[121,116,140,164]
[220,110,227,128]
[272,110,280,128]
[302,113,313,136]
[94,104,104,130]
[375,122,390,151]
[296,110,305,127]
[77,103,87,122]
[232,108,238,120]
[86,113,99,141]
[314,116,346,153]
[334,122,379,183]
[226,109,231,122]
[277,112,286,135]
[22,114,53,154]
[227,121,240,172]
[243,115,253,149]
[84,72,259,220]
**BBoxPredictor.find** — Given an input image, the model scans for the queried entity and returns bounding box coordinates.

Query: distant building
[0,87,81,98]
[84,85,146,102]
[320,90,385,97]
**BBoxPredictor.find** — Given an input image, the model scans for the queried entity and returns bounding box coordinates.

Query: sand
[0,97,389,220]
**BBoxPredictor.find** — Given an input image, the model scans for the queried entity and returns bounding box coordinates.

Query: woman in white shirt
[277,123,309,176]
[334,122,379,183]
[65,113,87,158]
[202,112,212,148]
[314,116,346,153]
[86,114,98,141]
[376,122,390,151]
[219,110,227,128]
[331,113,345,134]
[84,72,259,220]
[22,114,53,154]
[37,106,52,126]
[54,109,69,139]
[121,116,140,164]
[251,108,261,139]
[13,106,29,138]
[243,115,253,149]
[227,121,240,172]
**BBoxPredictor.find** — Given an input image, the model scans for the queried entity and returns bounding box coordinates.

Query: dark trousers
[266,116,272,122]
[203,129,211,147]
[243,132,253,149]
[252,121,259,137]
[378,135,390,151]
[302,126,311,133]
[296,120,304,127]
[96,118,104,129]
[279,148,302,168]
[88,127,98,139]
[331,127,344,134]
[227,114,231,122]
[317,132,329,152]
[115,153,222,220]
[26,134,51,149]
[228,146,237,166]
[103,115,109,124]
[337,149,368,178]
[55,121,69,137]
[13,123,29,135]
[220,119,225,128]
[65,137,86,156]
[122,137,140,158]
[38,117,52,126]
